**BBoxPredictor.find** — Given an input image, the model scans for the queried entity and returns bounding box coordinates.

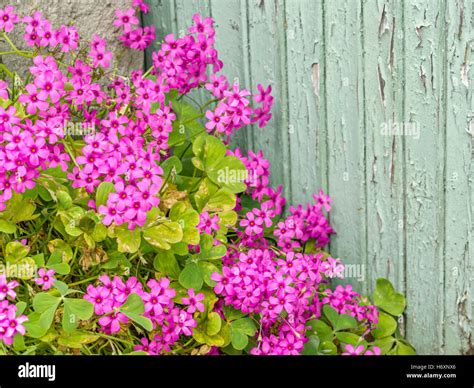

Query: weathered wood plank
[443,0,473,355]
[362,0,406,331]
[246,0,291,199]
[324,0,367,293]
[285,0,327,205]
[403,0,446,354]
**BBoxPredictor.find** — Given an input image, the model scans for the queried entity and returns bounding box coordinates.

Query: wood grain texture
[324,0,367,293]
[145,0,473,355]
[403,0,446,354]
[443,0,473,355]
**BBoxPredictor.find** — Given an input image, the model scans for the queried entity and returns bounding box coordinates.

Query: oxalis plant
[0,3,416,355]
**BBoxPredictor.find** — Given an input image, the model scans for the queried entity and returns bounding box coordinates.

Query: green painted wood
[145,0,473,355]
[443,0,473,355]
[246,0,291,200]
[324,0,367,293]
[285,0,327,205]
[362,0,406,321]
[403,0,446,354]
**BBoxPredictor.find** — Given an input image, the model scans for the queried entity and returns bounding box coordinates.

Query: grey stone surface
[0,0,144,78]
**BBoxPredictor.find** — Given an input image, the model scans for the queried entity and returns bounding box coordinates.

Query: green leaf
[196,234,227,261]
[319,340,337,355]
[56,190,73,209]
[47,262,70,275]
[207,156,248,193]
[169,202,200,245]
[179,263,203,291]
[222,305,245,321]
[0,219,16,234]
[206,312,222,336]
[3,193,37,222]
[118,294,152,331]
[161,155,183,177]
[301,336,320,355]
[15,301,27,316]
[126,313,153,332]
[57,331,100,349]
[6,241,30,261]
[13,333,26,351]
[119,293,145,315]
[96,182,115,208]
[204,188,236,213]
[192,134,227,171]
[231,318,257,336]
[54,281,69,296]
[143,221,183,250]
[47,240,73,263]
[373,278,406,316]
[230,330,248,350]
[335,332,364,345]
[372,312,398,339]
[334,313,357,331]
[306,319,333,340]
[31,253,45,268]
[198,261,219,287]
[116,227,141,253]
[24,313,48,338]
[62,299,94,333]
[394,340,416,355]
[153,250,181,279]
[33,293,61,313]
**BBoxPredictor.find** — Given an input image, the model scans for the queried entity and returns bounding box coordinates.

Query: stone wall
[0,0,144,77]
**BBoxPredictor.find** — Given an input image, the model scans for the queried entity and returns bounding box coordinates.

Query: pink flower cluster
[322,284,378,324]
[85,275,200,354]
[0,275,28,346]
[152,14,222,95]
[211,249,323,355]
[0,56,73,211]
[115,4,155,51]
[211,247,377,355]
[204,81,274,141]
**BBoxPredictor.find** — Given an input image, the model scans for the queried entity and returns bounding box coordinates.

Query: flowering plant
[0,4,415,356]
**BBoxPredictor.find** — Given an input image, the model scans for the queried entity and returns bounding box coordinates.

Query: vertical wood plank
[285,0,327,205]
[403,0,446,354]
[324,0,367,293]
[362,0,406,320]
[247,0,291,199]
[444,0,473,355]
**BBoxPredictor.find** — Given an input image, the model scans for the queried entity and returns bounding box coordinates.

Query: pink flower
[34,268,56,290]
[365,346,381,356]
[181,289,205,314]
[0,276,18,300]
[0,6,19,33]
[0,80,8,99]
[132,0,150,13]
[0,306,28,345]
[114,8,139,32]
[240,212,263,236]
[342,344,365,355]
[84,285,113,315]
[56,25,79,52]
[197,212,220,234]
